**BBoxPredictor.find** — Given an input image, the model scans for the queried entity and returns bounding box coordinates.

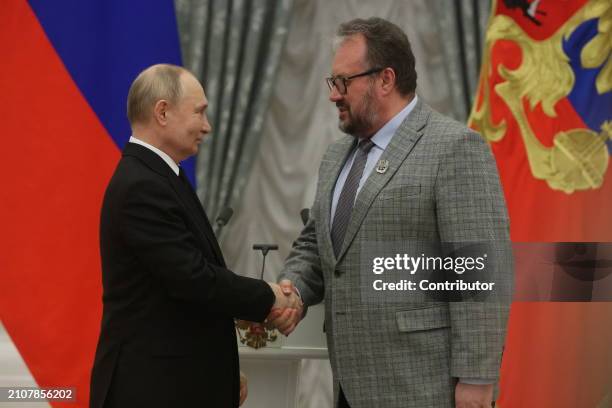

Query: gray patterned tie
[331,138,374,257]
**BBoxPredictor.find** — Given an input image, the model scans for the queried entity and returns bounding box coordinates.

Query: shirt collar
[128,135,180,176]
[369,94,418,150]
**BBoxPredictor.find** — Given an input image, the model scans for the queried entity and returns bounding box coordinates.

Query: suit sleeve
[280,210,325,309]
[119,177,275,322]
[435,129,512,381]
[280,158,327,308]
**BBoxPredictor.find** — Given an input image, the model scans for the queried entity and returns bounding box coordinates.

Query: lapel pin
[376,159,389,174]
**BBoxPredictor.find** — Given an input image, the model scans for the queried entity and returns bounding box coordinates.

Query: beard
[337,83,379,138]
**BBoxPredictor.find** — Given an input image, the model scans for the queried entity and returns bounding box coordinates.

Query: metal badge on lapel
[376,159,389,174]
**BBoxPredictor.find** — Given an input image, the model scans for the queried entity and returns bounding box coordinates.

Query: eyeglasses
[325,67,384,95]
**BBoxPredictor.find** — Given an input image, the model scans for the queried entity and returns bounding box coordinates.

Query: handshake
[266,280,303,336]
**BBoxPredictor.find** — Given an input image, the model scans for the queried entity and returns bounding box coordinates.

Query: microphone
[252,244,278,256]
[300,208,310,226]
[214,207,233,236]
[216,207,234,227]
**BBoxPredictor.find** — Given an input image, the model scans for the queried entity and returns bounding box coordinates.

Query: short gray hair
[336,18,417,95]
[126,64,187,125]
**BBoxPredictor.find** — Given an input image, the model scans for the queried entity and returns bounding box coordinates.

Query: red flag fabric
[470,0,612,406]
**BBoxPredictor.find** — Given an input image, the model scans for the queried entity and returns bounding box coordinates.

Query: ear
[153,100,169,126]
[379,67,396,96]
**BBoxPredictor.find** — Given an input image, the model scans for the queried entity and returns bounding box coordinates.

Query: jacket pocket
[378,184,421,200]
[395,305,450,332]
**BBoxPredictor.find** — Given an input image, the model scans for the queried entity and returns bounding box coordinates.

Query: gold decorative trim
[469,0,611,194]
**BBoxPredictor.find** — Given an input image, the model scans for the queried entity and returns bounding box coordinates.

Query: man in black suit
[90,64,301,408]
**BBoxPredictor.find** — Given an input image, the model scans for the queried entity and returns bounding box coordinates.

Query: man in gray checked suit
[271,18,511,408]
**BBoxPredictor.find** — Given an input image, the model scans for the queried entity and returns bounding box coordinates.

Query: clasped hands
[266,279,303,336]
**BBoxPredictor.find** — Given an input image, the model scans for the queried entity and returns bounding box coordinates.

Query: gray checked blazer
[281,99,511,408]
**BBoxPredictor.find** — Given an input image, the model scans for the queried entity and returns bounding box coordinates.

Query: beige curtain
[175,0,295,218]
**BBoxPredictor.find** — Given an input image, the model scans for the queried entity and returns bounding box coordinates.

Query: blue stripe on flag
[27,0,197,184]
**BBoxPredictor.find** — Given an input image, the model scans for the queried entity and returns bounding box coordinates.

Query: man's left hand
[455,382,493,408]
[239,371,248,406]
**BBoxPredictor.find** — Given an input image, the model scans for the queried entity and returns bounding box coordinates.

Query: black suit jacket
[90,143,274,408]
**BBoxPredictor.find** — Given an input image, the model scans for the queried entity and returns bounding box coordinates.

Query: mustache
[336,102,348,110]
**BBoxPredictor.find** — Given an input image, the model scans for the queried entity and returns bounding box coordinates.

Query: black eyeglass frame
[325,67,384,95]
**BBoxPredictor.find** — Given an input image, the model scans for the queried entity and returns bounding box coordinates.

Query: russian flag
[0,1,192,405]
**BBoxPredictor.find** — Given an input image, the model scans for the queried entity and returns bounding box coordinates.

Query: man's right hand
[266,280,303,335]
[268,282,301,309]
[455,382,494,408]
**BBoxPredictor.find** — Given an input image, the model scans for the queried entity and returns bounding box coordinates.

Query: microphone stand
[253,244,279,281]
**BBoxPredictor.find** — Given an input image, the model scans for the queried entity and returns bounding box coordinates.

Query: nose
[329,85,343,103]
[202,115,212,134]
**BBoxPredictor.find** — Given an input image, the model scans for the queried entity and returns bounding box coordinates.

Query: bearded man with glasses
[271,17,512,408]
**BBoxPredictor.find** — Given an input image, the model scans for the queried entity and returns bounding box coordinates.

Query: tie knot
[358,139,374,153]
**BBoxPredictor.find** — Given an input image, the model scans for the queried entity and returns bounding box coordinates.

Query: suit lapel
[320,137,357,262]
[335,99,431,263]
[168,175,227,267]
